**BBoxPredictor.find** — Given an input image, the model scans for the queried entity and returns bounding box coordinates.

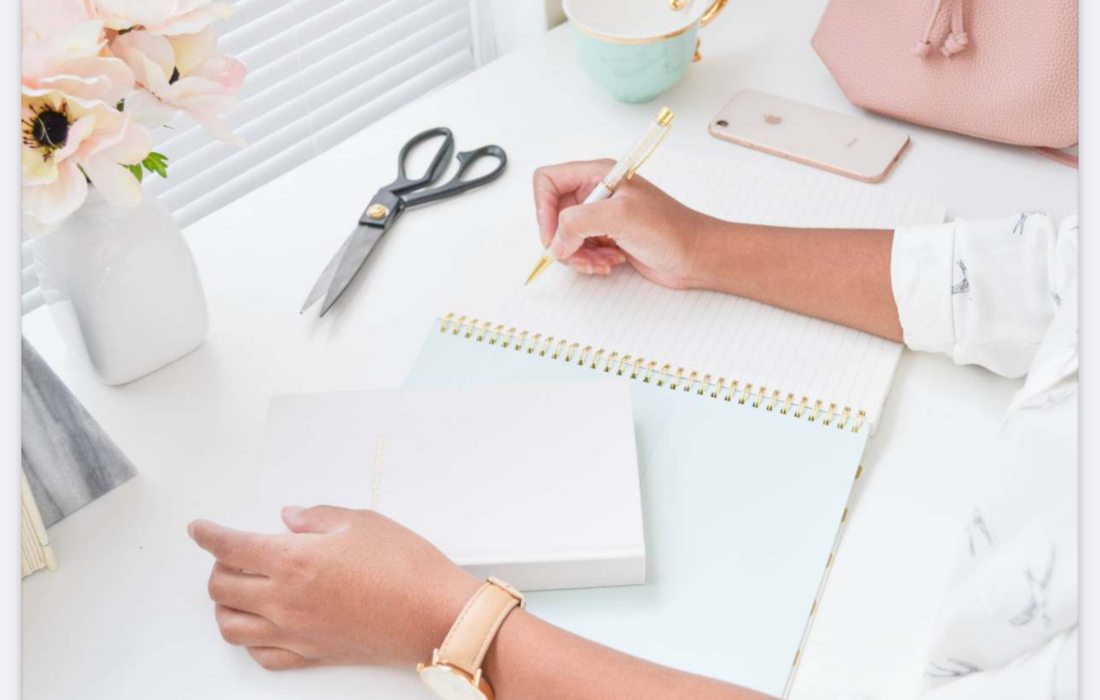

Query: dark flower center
[33,110,69,149]
[169,67,181,84]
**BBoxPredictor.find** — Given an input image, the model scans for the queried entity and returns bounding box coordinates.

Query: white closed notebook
[249,382,645,592]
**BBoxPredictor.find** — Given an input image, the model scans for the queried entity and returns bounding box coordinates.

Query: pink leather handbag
[812,0,1078,165]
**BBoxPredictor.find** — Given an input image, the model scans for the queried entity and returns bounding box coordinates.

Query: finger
[533,160,615,248]
[281,505,352,535]
[188,520,283,574]
[566,253,610,276]
[550,199,622,260]
[215,604,281,647]
[208,562,271,613]
[587,246,627,266]
[247,646,316,672]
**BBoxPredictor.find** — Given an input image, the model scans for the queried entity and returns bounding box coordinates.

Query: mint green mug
[564,0,729,104]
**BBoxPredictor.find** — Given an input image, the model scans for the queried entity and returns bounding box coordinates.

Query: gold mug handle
[700,0,729,27]
[693,0,728,62]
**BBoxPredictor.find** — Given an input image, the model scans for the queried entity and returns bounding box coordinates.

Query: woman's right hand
[533,160,717,290]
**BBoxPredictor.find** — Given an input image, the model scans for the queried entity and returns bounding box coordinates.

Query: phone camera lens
[716,120,729,127]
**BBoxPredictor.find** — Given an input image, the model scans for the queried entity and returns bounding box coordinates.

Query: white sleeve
[891,212,1077,378]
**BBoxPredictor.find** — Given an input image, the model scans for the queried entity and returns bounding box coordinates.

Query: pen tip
[525,255,553,286]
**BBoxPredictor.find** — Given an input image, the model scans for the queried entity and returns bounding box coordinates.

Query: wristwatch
[417,577,524,700]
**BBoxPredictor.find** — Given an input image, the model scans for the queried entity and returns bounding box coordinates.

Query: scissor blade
[301,234,353,314]
[318,224,385,317]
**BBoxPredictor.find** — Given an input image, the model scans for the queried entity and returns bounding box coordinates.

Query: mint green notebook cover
[406,322,867,698]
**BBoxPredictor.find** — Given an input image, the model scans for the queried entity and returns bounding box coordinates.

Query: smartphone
[708,89,910,183]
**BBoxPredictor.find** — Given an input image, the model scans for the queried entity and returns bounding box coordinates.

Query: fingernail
[186,522,196,540]
[282,506,303,515]
[549,238,564,259]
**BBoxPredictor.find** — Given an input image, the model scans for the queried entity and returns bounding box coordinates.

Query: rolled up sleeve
[891,213,1073,378]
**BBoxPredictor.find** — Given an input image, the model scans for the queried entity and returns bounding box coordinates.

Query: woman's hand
[533,160,718,289]
[188,506,480,671]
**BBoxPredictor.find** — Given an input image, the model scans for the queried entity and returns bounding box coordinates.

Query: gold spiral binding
[766,390,781,411]
[780,393,794,415]
[591,348,605,369]
[438,314,867,433]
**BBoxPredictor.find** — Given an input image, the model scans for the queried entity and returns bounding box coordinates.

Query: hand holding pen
[530,160,714,290]
[526,107,677,285]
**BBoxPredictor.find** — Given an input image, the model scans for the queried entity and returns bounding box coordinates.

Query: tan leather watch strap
[437,578,523,675]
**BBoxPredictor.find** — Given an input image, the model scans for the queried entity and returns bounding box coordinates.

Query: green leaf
[140,151,170,179]
[125,163,144,183]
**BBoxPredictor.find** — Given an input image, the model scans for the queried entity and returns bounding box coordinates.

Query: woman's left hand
[188,506,480,671]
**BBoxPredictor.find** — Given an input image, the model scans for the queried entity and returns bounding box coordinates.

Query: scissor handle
[392,127,455,193]
[402,145,508,208]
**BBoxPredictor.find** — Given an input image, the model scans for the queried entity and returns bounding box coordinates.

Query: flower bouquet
[22,0,247,384]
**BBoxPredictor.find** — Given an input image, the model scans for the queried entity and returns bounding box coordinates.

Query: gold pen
[525,106,675,286]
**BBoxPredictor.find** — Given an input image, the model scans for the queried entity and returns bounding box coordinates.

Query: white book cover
[247,382,645,591]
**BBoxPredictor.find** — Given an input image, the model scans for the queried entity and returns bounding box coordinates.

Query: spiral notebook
[405,145,944,697]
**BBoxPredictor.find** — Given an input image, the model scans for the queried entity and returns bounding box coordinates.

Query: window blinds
[147,0,479,227]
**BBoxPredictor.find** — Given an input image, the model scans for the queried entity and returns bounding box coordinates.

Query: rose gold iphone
[709,89,910,183]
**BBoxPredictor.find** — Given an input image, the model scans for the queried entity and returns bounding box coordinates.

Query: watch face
[419,665,488,700]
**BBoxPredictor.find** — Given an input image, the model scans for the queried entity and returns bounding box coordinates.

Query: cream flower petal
[82,156,143,208]
[138,55,174,97]
[91,120,152,166]
[188,55,246,95]
[172,92,239,119]
[168,26,217,75]
[21,86,67,111]
[146,2,233,36]
[124,88,180,130]
[111,30,175,84]
[22,0,94,38]
[64,94,126,130]
[166,76,232,101]
[22,19,105,80]
[189,113,245,147]
[37,73,110,100]
[22,147,59,186]
[23,159,89,226]
[75,112,130,161]
[52,114,97,162]
[38,56,136,104]
[94,0,175,31]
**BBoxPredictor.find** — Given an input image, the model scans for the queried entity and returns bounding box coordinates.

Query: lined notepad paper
[442,145,945,429]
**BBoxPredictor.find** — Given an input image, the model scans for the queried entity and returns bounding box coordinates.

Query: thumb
[281,505,350,534]
[549,199,622,260]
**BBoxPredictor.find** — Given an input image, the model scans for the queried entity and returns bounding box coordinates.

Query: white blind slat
[155,9,469,201]
[173,50,472,228]
[147,0,478,224]
[156,0,463,159]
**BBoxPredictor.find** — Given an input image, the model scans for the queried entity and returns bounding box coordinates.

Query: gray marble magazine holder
[22,337,137,527]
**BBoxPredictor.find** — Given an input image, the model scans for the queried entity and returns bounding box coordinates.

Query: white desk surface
[22,3,1077,699]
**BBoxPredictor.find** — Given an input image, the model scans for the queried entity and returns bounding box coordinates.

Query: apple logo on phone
[763,113,783,125]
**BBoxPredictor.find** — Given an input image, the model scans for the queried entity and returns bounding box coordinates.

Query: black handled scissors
[302,127,507,316]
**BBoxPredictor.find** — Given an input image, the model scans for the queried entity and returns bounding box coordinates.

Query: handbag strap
[1031,147,1079,169]
[913,0,969,58]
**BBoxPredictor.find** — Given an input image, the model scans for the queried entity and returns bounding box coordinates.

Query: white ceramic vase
[32,190,209,385]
